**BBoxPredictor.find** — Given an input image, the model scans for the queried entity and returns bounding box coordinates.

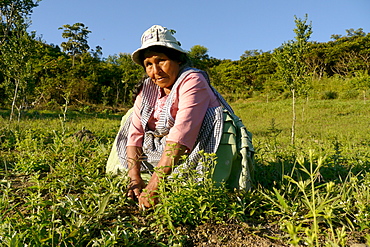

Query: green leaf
[273,187,290,213]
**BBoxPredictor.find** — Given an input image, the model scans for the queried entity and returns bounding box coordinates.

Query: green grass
[1,99,370,246]
[233,98,369,141]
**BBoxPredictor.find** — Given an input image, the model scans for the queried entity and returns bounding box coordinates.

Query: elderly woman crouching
[106,25,254,209]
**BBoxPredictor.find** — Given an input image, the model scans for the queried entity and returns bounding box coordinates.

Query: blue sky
[29,0,370,61]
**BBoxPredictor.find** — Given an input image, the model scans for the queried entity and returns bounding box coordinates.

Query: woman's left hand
[138,189,158,209]
[137,142,187,209]
[138,176,159,208]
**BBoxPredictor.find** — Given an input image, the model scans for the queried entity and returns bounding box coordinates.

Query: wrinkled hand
[127,178,146,201]
[138,189,158,209]
[138,177,159,209]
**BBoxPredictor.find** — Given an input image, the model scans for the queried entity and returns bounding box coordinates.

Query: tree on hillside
[57,23,102,113]
[0,0,40,120]
[187,45,221,72]
[331,33,370,77]
[1,26,36,121]
[31,44,70,106]
[59,23,91,67]
[210,59,250,101]
[105,53,143,106]
[239,49,276,93]
[351,70,370,103]
[0,0,39,45]
[274,14,312,145]
[188,45,209,70]
[239,50,260,88]
[240,50,277,101]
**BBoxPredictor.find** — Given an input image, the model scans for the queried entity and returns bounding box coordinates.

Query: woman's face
[143,51,181,91]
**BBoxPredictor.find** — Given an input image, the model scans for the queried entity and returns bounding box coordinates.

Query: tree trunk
[10,79,19,121]
[123,83,128,105]
[291,88,296,146]
[114,79,120,108]
[62,92,70,122]
[363,90,367,104]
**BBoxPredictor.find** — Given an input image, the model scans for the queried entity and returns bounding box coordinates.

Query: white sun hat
[131,25,186,65]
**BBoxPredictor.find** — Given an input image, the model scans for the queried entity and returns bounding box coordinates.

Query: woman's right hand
[126,146,145,201]
[127,177,146,201]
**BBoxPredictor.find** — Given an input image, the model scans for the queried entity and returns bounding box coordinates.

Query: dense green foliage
[0,99,369,246]
[1,1,369,117]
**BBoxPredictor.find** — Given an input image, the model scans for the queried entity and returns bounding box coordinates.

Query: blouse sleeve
[166,73,215,150]
[126,92,144,147]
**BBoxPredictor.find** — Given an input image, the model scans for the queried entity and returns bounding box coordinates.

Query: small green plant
[261,150,359,246]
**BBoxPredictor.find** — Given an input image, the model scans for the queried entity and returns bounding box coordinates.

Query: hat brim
[131,41,187,66]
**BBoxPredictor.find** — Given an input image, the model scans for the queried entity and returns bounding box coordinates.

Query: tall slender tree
[274,14,312,145]
[0,0,40,120]
[2,25,36,121]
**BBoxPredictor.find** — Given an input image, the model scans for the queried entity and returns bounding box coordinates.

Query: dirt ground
[182,222,369,247]
[183,222,287,246]
[124,204,288,246]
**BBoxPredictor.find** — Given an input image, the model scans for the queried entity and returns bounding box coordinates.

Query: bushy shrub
[0,127,16,150]
[321,90,339,100]
[340,89,360,99]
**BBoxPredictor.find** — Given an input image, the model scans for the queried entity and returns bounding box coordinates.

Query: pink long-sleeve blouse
[127,72,220,150]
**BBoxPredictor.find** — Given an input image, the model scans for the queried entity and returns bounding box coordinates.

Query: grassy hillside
[235,98,369,145]
[0,99,369,246]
